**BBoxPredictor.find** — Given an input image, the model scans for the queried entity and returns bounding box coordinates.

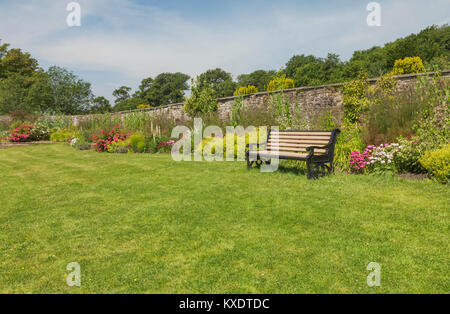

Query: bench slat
[268,139,330,145]
[270,135,331,141]
[271,132,332,136]
[253,150,309,158]
[266,146,327,154]
[266,143,322,148]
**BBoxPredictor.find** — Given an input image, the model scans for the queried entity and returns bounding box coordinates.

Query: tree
[0,70,54,114]
[289,53,345,87]
[285,54,318,78]
[46,66,93,114]
[112,86,132,104]
[113,97,145,112]
[142,72,190,106]
[197,68,236,98]
[237,70,276,92]
[90,96,112,113]
[0,48,39,78]
[137,77,153,96]
[0,40,10,78]
[184,78,218,117]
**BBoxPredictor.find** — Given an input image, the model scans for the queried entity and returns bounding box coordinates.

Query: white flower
[70,138,78,147]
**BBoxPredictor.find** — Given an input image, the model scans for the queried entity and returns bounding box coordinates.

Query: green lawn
[0,144,448,294]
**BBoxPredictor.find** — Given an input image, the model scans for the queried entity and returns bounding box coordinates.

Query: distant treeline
[0,24,448,115]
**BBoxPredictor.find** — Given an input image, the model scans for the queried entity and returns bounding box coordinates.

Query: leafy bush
[393,137,427,174]
[184,79,218,116]
[29,120,52,141]
[50,129,80,143]
[7,124,33,142]
[106,139,130,153]
[137,104,151,110]
[144,135,175,154]
[231,96,244,127]
[8,121,52,142]
[341,72,369,125]
[334,126,366,171]
[233,85,258,96]
[129,133,146,153]
[364,86,424,145]
[92,125,128,152]
[412,75,449,150]
[349,149,371,174]
[392,56,425,75]
[265,74,294,92]
[365,143,401,174]
[198,129,267,159]
[420,145,450,184]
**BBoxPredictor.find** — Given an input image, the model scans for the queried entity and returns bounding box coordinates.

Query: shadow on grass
[248,160,308,176]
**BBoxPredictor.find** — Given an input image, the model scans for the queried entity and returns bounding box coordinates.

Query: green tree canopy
[0,48,39,79]
[46,66,93,114]
[237,70,276,92]
[197,68,236,98]
[0,71,54,114]
[112,86,132,104]
[90,96,112,114]
[142,72,190,106]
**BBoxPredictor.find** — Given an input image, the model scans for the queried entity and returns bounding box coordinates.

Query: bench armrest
[306,144,331,158]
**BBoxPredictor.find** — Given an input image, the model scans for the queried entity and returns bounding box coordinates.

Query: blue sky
[0,0,449,102]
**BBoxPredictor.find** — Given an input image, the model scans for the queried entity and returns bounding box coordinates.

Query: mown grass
[0,144,448,294]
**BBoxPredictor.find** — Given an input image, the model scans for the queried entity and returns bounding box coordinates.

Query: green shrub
[316,110,339,131]
[143,135,175,154]
[137,104,151,110]
[184,79,218,116]
[106,139,130,153]
[265,74,294,92]
[392,56,425,75]
[51,129,80,142]
[129,133,146,153]
[412,75,449,150]
[231,96,244,127]
[393,137,427,174]
[364,87,424,145]
[420,145,450,184]
[341,72,369,125]
[198,129,267,159]
[334,126,366,171]
[233,85,258,96]
[28,120,52,141]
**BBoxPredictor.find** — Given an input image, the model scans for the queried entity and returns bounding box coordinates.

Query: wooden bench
[246,129,341,179]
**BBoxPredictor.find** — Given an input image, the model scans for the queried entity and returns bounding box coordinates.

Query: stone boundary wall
[1,70,448,126]
[108,70,450,125]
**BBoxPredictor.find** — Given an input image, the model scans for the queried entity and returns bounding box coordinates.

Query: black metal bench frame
[246,129,341,179]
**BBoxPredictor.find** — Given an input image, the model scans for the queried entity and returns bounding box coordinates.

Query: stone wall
[114,70,449,125]
[2,70,449,127]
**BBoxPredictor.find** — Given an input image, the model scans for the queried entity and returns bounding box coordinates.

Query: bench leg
[246,152,254,169]
[307,160,312,180]
[307,161,329,180]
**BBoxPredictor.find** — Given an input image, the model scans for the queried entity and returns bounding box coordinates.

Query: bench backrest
[266,129,340,156]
